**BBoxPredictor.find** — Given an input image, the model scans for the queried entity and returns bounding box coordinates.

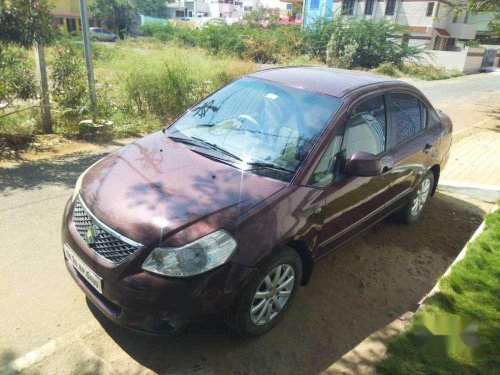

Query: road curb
[437,181,500,203]
[418,204,498,308]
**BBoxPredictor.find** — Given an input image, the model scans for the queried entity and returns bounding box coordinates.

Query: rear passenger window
[391,93,423,143]
[344,96,386,159]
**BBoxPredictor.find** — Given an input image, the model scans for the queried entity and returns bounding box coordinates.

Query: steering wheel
[237,114,263,135]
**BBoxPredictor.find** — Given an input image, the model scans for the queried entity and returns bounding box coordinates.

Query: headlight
[142,230,237,277]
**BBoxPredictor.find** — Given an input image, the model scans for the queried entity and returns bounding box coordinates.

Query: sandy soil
[19,192,491,375]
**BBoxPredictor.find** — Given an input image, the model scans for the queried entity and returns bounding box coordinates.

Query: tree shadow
[0,152,110,195]
[85,192,486,374]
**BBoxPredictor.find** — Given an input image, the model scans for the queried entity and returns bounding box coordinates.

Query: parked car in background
[62,68,452,337]
[89,27,119,42]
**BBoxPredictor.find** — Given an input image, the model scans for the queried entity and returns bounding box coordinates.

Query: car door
[385,91,440,203]
[314,93,401,258]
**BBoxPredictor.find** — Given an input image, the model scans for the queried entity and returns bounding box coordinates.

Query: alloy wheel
[250,264,295,326]
[411,178,431,216]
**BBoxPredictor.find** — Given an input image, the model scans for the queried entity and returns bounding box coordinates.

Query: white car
[89,28,119,42]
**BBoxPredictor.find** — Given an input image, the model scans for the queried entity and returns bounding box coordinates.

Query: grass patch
[372,63,464,80]
[377,206,500,374]
[37,40,257,139]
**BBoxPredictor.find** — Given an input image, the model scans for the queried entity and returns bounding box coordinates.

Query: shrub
[307,16,423,68]
[401,64,463,80]
[138,22,176,42]
[51,43,89,132]
[111,45,256,123]
[0,47,37,105]
[373,62,403,77]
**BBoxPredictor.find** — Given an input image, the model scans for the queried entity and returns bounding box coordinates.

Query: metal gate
[481,49,497,70]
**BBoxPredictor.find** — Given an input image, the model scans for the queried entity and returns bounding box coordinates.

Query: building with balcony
[302,0,491,50]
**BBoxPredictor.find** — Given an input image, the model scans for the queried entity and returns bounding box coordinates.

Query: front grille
[72,198,141,263]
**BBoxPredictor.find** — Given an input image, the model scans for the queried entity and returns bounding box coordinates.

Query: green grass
[372,62,464,81]
[377,206,500,374]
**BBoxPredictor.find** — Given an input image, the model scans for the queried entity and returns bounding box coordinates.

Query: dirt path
[2,192,490,375]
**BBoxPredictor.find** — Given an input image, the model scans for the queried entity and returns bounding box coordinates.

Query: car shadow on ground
[86,192,486,375]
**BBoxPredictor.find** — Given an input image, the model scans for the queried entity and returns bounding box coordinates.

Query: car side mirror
[345,151,394,177]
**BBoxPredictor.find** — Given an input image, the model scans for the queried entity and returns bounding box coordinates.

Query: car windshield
[167,77,342,181]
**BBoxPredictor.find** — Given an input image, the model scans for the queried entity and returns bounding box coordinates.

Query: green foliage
[401,64,463,80]
[105,42,255,124]
[138,23,177,42]
[318,16,422,69]
[0,0,54,48]
[243,8,280,28]
[134,0,170,18]
[465,39,481,47]
[372,62,403,78]
[0,48,37,104]
[51,43,88,130]
[377,207,500,374]
[90,0,133,37]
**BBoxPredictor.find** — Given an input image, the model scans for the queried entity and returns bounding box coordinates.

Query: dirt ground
[9,191,490,375]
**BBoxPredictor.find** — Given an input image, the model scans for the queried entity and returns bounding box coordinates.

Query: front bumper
[61,198,255,334]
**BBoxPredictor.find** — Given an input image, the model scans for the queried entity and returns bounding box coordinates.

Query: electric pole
[34,42,53,133]
[79,0,98,121]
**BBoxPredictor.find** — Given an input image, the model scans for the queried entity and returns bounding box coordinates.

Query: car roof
[248,67,402,98]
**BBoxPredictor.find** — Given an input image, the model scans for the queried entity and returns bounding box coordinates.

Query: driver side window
[308,133,343,187]
[344,96,387,159]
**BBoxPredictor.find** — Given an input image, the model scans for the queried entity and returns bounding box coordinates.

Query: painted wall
[303,0,334,28]
[418,47,500,72]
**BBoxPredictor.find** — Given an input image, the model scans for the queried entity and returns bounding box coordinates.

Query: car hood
[78,131,286,246]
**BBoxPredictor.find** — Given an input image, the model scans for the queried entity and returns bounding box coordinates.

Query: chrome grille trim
[72,196,143,264]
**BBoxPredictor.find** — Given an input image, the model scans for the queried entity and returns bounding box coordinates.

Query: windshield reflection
[167,77,341,181]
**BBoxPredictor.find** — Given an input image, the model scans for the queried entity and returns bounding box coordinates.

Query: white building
[164,0,291,22]
[305,0,481,50]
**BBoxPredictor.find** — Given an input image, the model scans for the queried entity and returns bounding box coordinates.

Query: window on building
[365,0,374,15]
[464,11,469,23]
[342,0,355,15]
[452,12,459,23]
[426,2,434,17]
[175,10,184,17]
[385,0,396,15]
[310,0,319,10]
[390,94,423,144]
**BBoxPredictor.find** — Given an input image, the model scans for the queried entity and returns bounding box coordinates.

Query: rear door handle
[423,143,433,154]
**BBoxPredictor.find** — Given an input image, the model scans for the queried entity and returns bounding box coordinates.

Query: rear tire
[396,171,434,224]
[228,247,302,337]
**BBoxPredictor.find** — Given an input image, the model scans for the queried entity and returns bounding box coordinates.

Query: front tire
[228,247,302,337]
[397,171,434,224]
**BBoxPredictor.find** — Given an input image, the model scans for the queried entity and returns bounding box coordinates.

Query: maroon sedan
[62,68,451,337]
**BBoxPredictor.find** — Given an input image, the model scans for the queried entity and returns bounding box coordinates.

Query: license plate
[64,244,103,294]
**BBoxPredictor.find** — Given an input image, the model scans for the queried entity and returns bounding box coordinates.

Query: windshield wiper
[167,135,211,149]
[191,137,243,161]
[245,162,295,174]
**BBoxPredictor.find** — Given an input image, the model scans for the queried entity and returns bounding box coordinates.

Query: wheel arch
[285,240,314,286]
[429,164,440,195]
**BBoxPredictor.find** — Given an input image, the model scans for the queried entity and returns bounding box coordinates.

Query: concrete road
[410,70,500,133]
[0,72,498,374]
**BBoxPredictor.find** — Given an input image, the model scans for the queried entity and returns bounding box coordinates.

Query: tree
[467,0,500,36]
[452,0,500,37]
[0,0,54,48]
[0,0,54,132]
[90,0,133,38]
[134,0,169,18]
